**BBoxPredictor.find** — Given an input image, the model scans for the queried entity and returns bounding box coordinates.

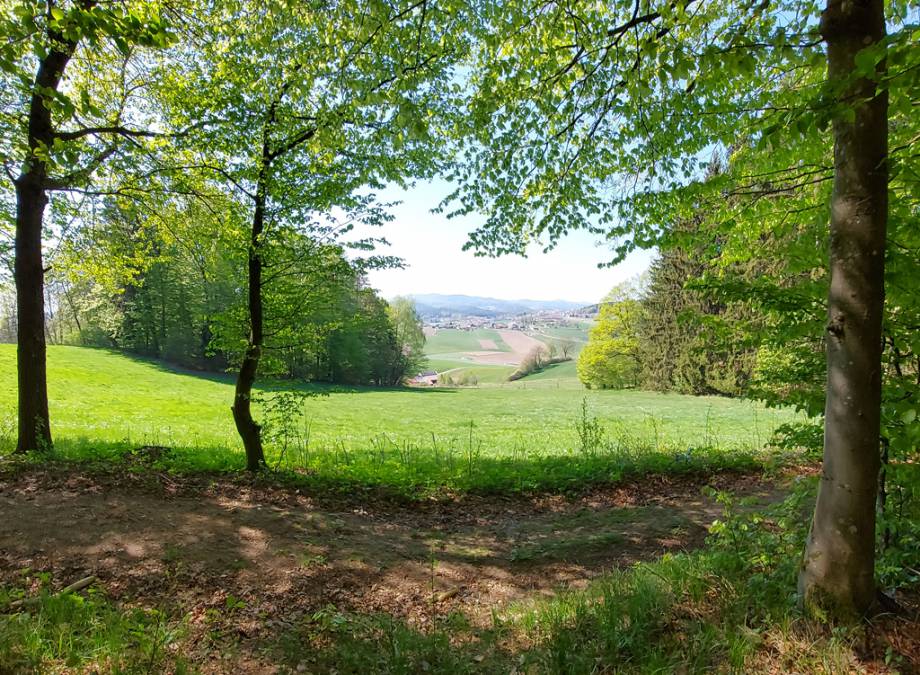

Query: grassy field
[2,345,916,674]
[423,328,510,354]
[527,322,591,344]
[0,345,803,494]
[423,324,589,384]
[421,357,515,384]
[435,364,517,384]
[421,355,570,385]
[519,359,579,380]
[422,328,517,383]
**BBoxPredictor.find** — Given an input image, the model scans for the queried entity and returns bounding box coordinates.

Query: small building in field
[412,371,439,386]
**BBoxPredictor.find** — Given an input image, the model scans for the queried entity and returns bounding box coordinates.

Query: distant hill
[407,293,590,318]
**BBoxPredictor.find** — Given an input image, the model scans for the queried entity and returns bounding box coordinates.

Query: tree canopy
[447,0,918,618]
[0,0,917,627]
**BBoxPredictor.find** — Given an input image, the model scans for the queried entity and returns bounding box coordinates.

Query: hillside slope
[0,345,798,458]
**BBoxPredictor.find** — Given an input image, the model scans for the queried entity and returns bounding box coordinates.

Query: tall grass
[0,347,801,495]
[0,346,803,452]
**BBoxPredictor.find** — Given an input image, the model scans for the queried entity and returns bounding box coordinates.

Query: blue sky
[356,179,654,304]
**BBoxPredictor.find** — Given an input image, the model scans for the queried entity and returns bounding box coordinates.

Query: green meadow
[527,322,592,344]
[428,362,518,383]
[423,327,510,354]
[0,345,802,494]
[422,324,591,383]
[519,359,579,380]
[422,328,515,381]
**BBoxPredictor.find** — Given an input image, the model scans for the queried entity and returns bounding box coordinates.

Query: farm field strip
[422,328,511,354]
[496,329,546,357]
[424,328,551,368]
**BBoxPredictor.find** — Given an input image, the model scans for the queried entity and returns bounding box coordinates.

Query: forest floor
[0,464,778,672]
[2,462,917,674]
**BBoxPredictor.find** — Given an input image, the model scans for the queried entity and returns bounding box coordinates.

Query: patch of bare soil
[452,330,549,366]
[497,330,546,357]
[458,350,518,365]
[0,468,778,671]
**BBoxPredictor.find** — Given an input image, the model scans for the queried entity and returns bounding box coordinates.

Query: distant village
[424,308,595,330]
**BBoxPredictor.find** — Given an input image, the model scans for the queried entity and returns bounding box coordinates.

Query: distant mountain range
[407,293,592,319]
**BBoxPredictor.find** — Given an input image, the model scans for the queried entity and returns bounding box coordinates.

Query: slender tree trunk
[229,86,316,469]
[159,269,168,356]
[232,165,269,472]
[199,266,213,367]
[63,286,83,338]
[798,0,888,618]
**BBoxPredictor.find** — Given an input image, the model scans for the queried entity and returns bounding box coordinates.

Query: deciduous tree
[0,1,171,452]
[450,0,916,617]
[578,292,642,390]
[161,0,471,470]
[387,296,427,384]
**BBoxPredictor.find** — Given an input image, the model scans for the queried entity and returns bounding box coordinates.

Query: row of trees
[0,166,429,386]
[509,342,572,381]
[1,239,427,388]
[579,218,758,396]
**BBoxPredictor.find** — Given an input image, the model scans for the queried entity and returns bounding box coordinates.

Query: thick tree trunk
[14,177,52,453]
[13,34,78,452]
[798,0,888,618]
[232,173,268,472]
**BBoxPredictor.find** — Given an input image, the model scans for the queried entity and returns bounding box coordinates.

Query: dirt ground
[1,467,916,673]
[14,467,918,674]
[496,330,546,358]
[458,331,550,366]
[1,470,773,626]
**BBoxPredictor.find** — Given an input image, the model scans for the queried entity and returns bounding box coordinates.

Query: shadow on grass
[256,484,908,675]
[0,434,767,502]
[0,449,785,673]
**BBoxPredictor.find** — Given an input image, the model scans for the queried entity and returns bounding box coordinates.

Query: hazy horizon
[352,179,655,304]
[392,291,596,305]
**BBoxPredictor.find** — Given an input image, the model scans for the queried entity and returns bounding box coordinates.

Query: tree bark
[14,176,52,452]
[232,164,269,472]
[798,0,888,618]
[13,30,79,452]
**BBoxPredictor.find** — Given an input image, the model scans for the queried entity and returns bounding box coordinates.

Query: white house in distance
[411,370,439,386]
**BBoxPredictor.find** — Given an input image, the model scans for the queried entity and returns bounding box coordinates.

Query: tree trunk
[14,176,52,453]
[232,168,269,472]
[233,340,265,471]
[13,34,79,453]
[798,0,888,618]
[63,285,83,338]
